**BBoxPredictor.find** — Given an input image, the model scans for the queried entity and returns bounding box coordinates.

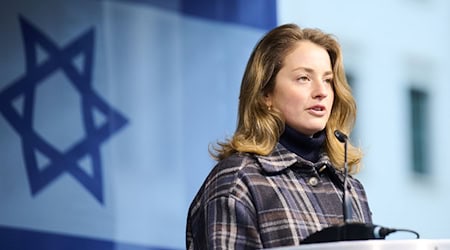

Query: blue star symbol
[0,16,128,204]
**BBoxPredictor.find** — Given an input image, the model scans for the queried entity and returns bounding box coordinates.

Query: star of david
[0,16,128,204]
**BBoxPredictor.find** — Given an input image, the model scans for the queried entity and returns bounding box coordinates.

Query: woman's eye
[324,78,333,84]
[297,76,310,82]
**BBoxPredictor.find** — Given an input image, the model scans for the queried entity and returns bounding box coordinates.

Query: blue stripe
[0,226,179,250]
[180,0,277,30]
[111,0,277,30]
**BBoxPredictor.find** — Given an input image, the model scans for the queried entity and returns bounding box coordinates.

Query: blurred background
[1,0,449,249]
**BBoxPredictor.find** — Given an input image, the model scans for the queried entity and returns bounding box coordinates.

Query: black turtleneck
[279,125,326,163]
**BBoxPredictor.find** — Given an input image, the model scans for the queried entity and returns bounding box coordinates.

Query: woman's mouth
[307,105,326,116]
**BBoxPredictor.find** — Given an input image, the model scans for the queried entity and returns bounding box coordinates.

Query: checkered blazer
[186,143,372,249]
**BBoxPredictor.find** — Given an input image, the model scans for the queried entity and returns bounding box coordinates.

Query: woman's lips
[307,105,326,116]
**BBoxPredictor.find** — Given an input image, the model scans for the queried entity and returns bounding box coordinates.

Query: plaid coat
[186,143,372,249]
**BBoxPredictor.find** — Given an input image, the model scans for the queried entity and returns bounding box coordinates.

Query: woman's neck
[279,126,326,163]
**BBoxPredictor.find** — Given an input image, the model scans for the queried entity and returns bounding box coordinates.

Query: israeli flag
[0,0,276,249]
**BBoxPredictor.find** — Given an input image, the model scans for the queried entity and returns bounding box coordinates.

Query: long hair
[211,24,362,173]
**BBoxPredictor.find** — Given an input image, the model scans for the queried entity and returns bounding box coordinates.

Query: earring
[267,105,272,111]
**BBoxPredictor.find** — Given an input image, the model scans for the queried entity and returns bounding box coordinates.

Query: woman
[186,23,372,249]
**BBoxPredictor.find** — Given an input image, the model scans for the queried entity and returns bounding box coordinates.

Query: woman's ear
[264,93,273,110]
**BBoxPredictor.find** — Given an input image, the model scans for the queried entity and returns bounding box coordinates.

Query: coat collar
[255,143,333,174]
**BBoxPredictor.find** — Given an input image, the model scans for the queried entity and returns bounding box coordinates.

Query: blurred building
[278,0,450,239]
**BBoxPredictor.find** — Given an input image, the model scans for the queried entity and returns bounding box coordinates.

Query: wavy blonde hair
[211,24,362,173]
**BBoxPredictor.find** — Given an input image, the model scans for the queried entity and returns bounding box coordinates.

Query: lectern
[269,239,450,250]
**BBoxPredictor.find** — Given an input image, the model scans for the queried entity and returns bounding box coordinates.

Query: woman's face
[267,41,334,136]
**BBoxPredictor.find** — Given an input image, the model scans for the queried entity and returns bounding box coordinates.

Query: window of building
[409,87,429,174]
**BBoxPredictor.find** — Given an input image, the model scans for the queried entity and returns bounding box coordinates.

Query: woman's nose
[311,81,328,99]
